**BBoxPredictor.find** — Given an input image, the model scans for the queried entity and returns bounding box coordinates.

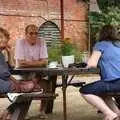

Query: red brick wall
[0,0,88,51]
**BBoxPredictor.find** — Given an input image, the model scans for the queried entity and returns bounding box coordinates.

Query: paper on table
[48,61,58,68]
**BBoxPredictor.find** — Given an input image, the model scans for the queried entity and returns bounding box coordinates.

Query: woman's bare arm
[87,51,101,68]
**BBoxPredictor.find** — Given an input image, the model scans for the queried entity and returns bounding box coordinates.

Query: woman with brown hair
[80,25,120,120]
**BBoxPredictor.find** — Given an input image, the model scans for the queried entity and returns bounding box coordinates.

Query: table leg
[62,74,68,120]
[45,74,57,113]
[11,100,32,120]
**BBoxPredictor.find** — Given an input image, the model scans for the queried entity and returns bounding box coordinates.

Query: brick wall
[0,0,88,51]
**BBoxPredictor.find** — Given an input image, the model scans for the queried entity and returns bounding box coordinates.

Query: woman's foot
[104,115,119,120]
[0,109,11,120]
[113,116,120,120]
[6,113,11,120]
[116,111,120,117]
[39,111,48,119]
[25,115,31,120]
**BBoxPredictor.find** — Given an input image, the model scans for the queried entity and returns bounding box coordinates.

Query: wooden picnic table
[11,67,100,120]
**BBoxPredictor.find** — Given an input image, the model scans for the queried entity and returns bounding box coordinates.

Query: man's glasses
[28,32,38,35]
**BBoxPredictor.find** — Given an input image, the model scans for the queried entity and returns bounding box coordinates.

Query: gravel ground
[0,75,104,120]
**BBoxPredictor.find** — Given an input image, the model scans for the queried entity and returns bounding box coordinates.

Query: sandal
[104,116,120,120]
[39,112,48,119]
[113,116,120,120]
[25,115,31,120]
[0,110,11,120]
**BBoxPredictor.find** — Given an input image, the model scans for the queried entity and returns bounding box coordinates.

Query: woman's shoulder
[93,41,111,52]
[96,41,111,44]
[96,41,113,47]
[95,41,109,47]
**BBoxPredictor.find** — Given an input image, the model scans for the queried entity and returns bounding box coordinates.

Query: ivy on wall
[97,0,120,13]
[76,0,120,50]
[89,0,120,50]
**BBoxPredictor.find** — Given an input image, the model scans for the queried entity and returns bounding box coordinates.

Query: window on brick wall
[38,21,61,47]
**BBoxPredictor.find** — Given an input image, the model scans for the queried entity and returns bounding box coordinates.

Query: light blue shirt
[94,41,120,81]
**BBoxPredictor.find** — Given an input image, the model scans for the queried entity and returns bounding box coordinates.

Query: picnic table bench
[0,92,58,120]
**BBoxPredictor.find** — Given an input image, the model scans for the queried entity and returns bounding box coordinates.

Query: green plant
[61,38,76,56]
[48,42,61,63]
[97,0,120,13]
[74,51,84,63]
[48,38,84,64]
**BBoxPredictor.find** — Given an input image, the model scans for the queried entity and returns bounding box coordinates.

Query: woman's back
[95,41,120,81]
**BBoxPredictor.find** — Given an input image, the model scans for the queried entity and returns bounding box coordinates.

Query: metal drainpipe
[60,0,64,41]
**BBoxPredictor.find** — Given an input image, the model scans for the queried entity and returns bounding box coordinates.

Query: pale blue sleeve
[93,42,107,53]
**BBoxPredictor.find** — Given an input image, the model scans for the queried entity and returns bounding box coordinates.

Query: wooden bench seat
[56,80,86,87]
[14,92,58,103]
[56,74,86,87]
[0,94,7,98]
[0,92,58,103]
[6,92,58,103]
[0,92,58,120]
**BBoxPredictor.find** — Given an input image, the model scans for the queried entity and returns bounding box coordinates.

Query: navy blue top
[94,41,120,81]
[0,51,12,93]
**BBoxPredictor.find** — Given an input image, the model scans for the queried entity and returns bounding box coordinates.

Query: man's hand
[16,59,48,68]
[9,76,20,91]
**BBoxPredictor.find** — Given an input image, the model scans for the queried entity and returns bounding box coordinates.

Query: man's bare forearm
[17,59,48,68]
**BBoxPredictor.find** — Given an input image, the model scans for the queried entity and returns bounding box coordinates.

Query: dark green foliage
[89,4,120,42]
[97,0,120,13]
[48,40,84,63]
[61,43,76,56]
